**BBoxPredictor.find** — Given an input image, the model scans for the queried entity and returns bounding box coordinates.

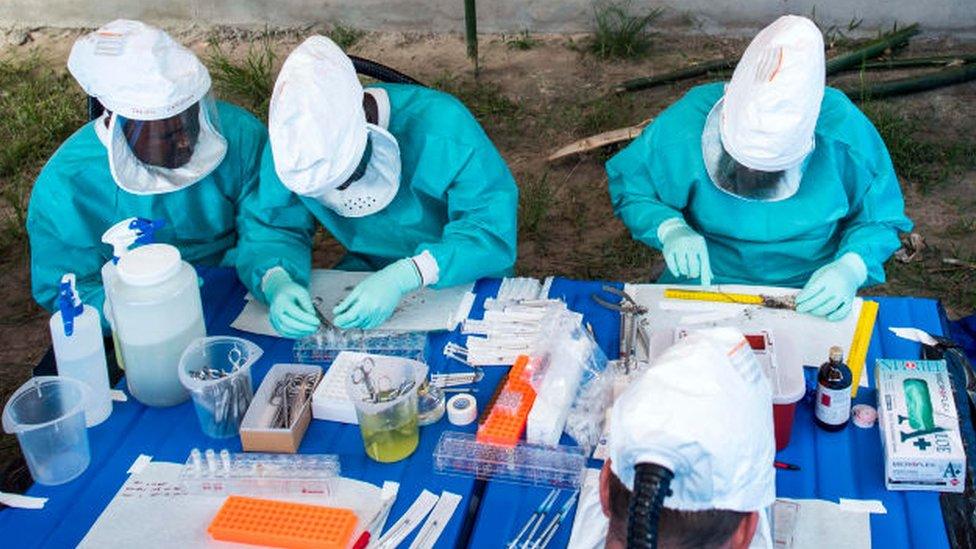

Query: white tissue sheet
[231,269,475,337]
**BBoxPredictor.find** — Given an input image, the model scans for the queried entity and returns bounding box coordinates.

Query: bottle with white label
[815,346,852,431]
[50,273,112,427]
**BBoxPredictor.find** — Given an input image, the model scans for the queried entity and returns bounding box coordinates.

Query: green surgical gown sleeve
[831,108,913,286]
[413,134,518,288]
[235,142,317,304]
[605,114,694,249]
[27,159,108,315]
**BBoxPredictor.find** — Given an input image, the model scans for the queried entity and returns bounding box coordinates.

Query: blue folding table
[1,268,966,549]
[467,295,961,548]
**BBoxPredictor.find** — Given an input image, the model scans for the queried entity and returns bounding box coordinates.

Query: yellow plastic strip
[663,288,765,305]
[848,300,879,397]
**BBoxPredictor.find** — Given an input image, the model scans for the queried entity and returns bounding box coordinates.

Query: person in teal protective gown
[236,36,518,337]
[27,20,279,323]
[606,16,911,320]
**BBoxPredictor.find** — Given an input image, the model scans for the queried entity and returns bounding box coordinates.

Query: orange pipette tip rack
[208,495,358,549]
[477,355,537,447]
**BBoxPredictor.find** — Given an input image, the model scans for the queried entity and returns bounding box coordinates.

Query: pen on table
[774,460,800,471]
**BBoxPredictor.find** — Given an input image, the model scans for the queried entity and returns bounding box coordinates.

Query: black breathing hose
[627,463,675,549]
[349,55,425,87]
[86,57,424,122]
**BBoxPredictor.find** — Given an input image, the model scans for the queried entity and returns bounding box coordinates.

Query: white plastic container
[113,244,205,407]
[3,376,91,485]
[51,274,112,427]
[101,217,164,371]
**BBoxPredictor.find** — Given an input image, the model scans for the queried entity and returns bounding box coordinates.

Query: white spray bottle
[50,273,112,427]
[101,218,164,370]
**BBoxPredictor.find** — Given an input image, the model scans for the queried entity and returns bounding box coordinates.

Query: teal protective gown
[606,82,912,287]
[27,101,275,314]
[238,83,518,302]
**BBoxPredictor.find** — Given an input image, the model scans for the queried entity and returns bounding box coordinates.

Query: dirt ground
[1,25,974,474]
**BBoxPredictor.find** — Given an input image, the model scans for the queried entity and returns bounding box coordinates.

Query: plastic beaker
[346,357,420,463]
[2,376,91,485]
[178,337,262,438]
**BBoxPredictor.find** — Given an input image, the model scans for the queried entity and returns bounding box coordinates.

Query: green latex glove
[795,253,868,321]
[262,267,319,338]
[658,217,713,286]
[333,258,422,329]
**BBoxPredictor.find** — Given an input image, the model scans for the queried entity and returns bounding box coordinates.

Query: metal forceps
[312,296,339,333]
[591,285,649,374]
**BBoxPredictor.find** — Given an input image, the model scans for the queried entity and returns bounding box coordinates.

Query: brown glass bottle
[814,346,853,431]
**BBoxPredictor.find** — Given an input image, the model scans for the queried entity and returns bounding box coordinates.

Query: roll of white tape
[447,394,477,426]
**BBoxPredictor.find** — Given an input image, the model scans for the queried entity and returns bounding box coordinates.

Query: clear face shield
[702,100,805,202]
[107,94,227,195]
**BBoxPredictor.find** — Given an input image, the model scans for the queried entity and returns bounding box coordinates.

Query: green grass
[328,22,365,50]
[600,229,658,280]
[204,35,277,121]
[433,75,520,123]
[519,171,552,237]
[862,102,976,192]
[0,56,84,246]
[588,0,663,60]
[506,31,539,51]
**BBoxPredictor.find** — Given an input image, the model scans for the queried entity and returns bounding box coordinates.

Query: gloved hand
[657,217,713,285]
[333,258,422,329]
[795,253,868,321]
[262,267,320,338]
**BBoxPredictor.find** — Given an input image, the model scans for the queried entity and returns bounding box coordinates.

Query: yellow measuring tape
[847,300,879,397]
[662,288,765,305]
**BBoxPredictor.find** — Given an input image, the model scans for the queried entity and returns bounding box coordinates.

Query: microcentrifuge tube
[190,448,203,476]
[220,449,231,475]
[205,448,217,474]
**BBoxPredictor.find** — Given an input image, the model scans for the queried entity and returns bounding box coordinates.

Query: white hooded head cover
[68,19,211,121]
[609,327,776,512]
[68,20,226,195]
[721,15,826,172]
[268,36,402,217]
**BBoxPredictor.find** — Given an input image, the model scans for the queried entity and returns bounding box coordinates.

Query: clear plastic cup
[346,357,420,463]
[2,376,91,485]
[178,337,262,438]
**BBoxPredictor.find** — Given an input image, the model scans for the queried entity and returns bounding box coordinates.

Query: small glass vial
[815,346,853,431]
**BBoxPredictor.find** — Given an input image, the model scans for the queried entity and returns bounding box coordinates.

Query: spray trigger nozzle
[57,273,84,337]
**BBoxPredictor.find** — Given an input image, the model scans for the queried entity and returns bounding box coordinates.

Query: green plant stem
[464,0,479,73]
[825,24,920,75]
[843,63,976,100]
[616,57,735,93]
[850,54,976,71]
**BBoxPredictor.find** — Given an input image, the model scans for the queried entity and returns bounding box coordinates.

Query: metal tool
[188,345,253,435]
[269,372,317,429]
[591,285,650,374]
[311,296,340,333]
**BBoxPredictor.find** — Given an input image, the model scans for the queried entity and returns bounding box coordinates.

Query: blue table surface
[0,269,952,549]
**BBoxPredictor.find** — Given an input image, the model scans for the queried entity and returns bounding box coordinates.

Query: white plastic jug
[112,244,205,407]
[51,274,112,426]
[3,377,91,485]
